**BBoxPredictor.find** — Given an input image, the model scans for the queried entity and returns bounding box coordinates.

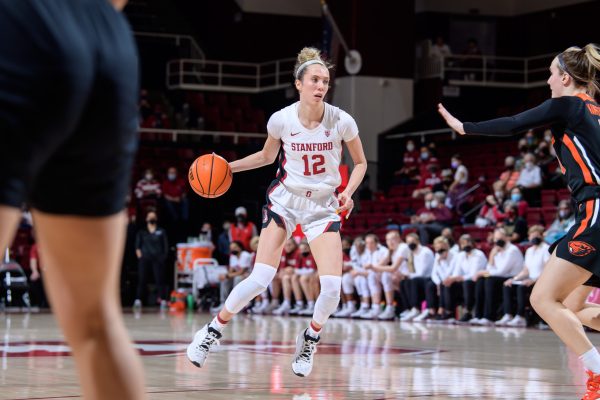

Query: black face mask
[531,237,542,245]
[343,248,351,255]
[436,249,447,254]
[495,239,506,248]
[201,230,210,235]
[301,252,310,257]
[230,250,240,256]
[147,219,157,225]
[237,216,247,223]
[462,245,473,253]
[408,243,418,251]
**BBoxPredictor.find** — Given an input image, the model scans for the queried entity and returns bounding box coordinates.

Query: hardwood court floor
[0,311,593,399]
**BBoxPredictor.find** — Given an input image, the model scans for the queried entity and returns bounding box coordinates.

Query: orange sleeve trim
[562,134,594,184]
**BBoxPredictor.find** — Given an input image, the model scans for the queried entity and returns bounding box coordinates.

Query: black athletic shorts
[549,198,600,288]
[0,0,139,216]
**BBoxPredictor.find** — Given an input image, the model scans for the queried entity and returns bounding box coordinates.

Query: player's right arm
[229,135,281,173]
[438,97,577,136]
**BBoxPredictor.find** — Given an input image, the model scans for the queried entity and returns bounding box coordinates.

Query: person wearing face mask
[441,227,460,256]
[498,156,520,192]
[544,200,576,244]
[497,225,550,327]
[394,140,420,184]
[134,211,169,309]
[412,163,442,198]
[346,237,372,318]
[399,233,435,322]
[418,146,439,178]
[214,241,253,313]
[162,166,189,223]
[506,186,529,218]
[366,230,411,320]
[229,206,258,251]
[403,192,453,244]
[447,154,469,211]
[443,235,488,322]
[516,153,542,206]
[413,236,455,321]
[500,200,528,243]
[333,237,358,317]
[134,168,162,201]
[469,228,524,326]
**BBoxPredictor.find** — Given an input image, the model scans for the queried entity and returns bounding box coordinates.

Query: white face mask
[145,174,153,180]
[545,135,552,142]
[425,201,432,209]
[495,191,504,199]
[168,173,176,181]
[451,161,459,169]
[525,162,534,170]
[407,144,415,152]
[430,200,439,208]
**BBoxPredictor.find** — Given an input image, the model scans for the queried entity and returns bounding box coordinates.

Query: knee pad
[225,263,276,314]
[313,275,341,325]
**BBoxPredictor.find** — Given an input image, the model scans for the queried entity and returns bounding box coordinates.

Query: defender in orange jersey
[439,44,600,399]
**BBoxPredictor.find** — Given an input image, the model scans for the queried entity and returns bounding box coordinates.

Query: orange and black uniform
[464,93,600,286]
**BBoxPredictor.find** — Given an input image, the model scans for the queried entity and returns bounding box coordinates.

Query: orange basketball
[188,153,232,198]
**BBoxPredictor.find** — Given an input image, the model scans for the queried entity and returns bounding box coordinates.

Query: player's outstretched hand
[437,103,466,136]
[336,191,354,219]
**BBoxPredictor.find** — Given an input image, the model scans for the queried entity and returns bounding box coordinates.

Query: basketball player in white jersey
[187,47,367,377]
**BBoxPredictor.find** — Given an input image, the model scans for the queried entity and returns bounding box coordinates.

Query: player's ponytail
[558,43,600,97]
[293,47,334,81]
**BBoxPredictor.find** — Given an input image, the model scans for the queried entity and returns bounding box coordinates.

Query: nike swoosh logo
[291,132,301,136]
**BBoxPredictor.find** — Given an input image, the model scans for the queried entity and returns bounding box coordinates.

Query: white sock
[581,347,600,373]
[261,298,269,306]
[385,305,393,311]
[371,303,379,310]
[209,315,227,332]
[348,301,356,308]
[271,299,279,305]
[282,300,291,307]
[361,302,369,309]
[307,321,321,339]
[296,301,304,307]
[308,300,315,308]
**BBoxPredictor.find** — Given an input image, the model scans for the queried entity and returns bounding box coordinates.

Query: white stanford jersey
[267,101,359,195]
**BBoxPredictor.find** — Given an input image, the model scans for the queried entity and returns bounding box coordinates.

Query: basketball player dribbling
[438,44,600,399]
[0,1,145,399]
[187,47,367,377]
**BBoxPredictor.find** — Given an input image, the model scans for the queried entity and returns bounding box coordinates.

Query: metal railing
[417,53,555,88]
[166,58,296,93]
[134,31,205,61]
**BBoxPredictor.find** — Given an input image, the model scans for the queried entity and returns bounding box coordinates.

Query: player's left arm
[110,0,128,11]
[337,135,367,216]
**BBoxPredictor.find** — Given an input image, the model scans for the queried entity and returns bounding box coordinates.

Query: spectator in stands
[29,240,47,308]
[214,240,253,313]
[500,200,528,243]
[476,194,502,228]
[403,191,453,244]
[135,169,162,200]
[438,169,454,193]
[418,146,439,177]
[414,236,455,321]
[394,139,420,184]
[412,163,442,198]
[273,239,300,315]
[334,237,358,317]
[524,130,539,151]
[399,233,435,321]
[497,225,550,327]
[430,35,452,59]
[359,234,389,319]
[498,156,520,192]
[134,211,169,309]
[447,154,469,211]
[367,230,410,320]
[545,200,576,244]
[229,206,258,251]
[441,227,460,256]
[516,153,542,205]
[162,166,189,222]
[199,222,213,243]
[444,234,488,322]
[349,237,371,318]
[509,186,529,217]
[295,242,319,316]
[470,228,524,325]
[535,141,555,183]
[216,220,231,265]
